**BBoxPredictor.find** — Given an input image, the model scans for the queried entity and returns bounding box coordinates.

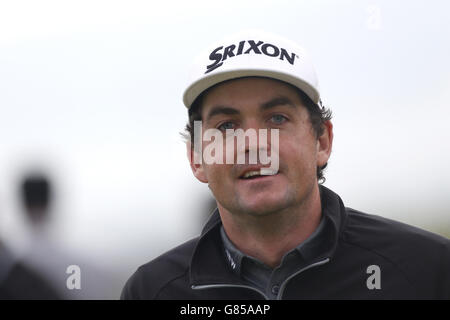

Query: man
[0,173,61,299]
[17,171,118,299]
[121,30,450,299]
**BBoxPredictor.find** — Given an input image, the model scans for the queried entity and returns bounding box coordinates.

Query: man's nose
[233,120,273,165]
[241,119,272,150]
[242,118,264,132]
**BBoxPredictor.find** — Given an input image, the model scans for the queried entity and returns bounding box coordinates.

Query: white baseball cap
[182,29,320,109]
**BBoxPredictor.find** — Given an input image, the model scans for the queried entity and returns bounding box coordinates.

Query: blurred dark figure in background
[17,171,116,299]
[0,178,60,299]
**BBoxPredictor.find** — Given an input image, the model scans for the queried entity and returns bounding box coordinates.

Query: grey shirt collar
[220,215,327,298]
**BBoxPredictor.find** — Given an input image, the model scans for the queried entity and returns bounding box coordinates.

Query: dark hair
[21,175,51,208]
[20,173,52,223]
[183,78,333,183]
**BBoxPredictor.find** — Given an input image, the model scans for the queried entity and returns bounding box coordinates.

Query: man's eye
[270,114,288,124]
[217,122,235,131]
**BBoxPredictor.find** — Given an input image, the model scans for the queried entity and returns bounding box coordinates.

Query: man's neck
[218,185,322,269]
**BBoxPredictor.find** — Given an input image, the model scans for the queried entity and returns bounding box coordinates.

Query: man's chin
[236,197,288,217]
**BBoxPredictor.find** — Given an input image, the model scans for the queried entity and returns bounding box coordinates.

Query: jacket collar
[189,185,348,286]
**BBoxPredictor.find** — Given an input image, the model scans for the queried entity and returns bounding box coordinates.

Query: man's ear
[186,141,208,183]
[316,120,333,167]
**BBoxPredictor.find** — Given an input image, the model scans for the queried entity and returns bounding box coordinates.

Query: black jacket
[121,186,450,299]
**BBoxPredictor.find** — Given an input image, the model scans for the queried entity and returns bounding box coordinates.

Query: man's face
[190,77,332,217]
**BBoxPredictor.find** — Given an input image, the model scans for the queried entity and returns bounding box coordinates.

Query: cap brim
[183,69,320,108]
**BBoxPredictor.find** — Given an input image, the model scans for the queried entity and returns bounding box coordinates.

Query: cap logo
[205,39,298,74]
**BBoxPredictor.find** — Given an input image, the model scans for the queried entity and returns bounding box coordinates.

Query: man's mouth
[240,169,278,180]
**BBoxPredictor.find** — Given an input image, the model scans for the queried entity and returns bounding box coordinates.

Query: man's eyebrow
[260,96,297,111]
[206,106,240,122]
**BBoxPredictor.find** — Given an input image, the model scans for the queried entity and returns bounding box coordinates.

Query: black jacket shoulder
[121,237,199,300]
[342,208,450,297]
[343,207,449,257]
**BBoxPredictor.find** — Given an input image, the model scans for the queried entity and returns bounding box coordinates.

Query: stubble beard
[219,174,318,233]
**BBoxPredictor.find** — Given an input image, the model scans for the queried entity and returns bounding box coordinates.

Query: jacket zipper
[191,258,330,300]
[191,284,269,300]
[277,258,330,300]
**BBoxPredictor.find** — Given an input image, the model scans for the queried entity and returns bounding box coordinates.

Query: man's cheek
[205,164,229,181]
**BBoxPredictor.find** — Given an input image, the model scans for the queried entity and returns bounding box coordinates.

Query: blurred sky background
[0,0,449,298]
